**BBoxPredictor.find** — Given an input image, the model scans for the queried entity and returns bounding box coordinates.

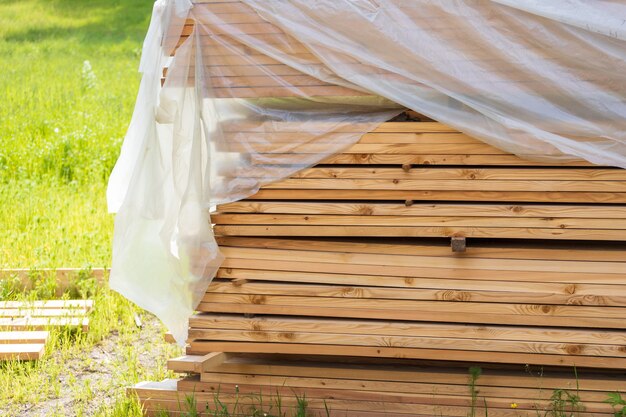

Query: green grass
[0,274,182,416]
[0,0,152,268]
[0,1,181,415]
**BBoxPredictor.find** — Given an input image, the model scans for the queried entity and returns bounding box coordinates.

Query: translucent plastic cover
[107,0,626,343]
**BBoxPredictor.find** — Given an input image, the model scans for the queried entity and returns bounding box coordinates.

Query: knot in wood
[541,305,554,314]
[279,332,296,341]
[250,295,267,305]
[439,290,471,301]
[565,344,583,355]
[564,284,577,294]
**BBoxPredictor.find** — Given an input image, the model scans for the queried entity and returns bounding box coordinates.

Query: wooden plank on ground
[0,317,89,332]
[0,300,94,310]
[0,331,49,344]
[0,343,45,360]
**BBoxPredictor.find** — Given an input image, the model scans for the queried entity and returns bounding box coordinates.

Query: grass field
[0,1,184,416]
[0,0,152,268]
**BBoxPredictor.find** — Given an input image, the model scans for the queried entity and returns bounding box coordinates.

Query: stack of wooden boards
[0,299,92,360]
[215,120,626,241]
[135,0,626,413]
[201,119,626,367]
[162,0,614,100]
[162,0,366,97]
[131,353,626,416]
[131,118,626,415]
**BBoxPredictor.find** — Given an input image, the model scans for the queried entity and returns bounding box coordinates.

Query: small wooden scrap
[451,236,466,253]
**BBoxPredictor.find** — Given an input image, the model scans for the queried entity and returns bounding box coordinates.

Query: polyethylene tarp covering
[107,0,626,343]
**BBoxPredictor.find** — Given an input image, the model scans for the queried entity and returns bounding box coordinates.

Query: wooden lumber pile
[131,353,626,416]
[134,0,626,412]
[215,121,626,241]
[200,119,626,368]
[0,299,93,360]
[132,118,626,414]
[194,237,626,369]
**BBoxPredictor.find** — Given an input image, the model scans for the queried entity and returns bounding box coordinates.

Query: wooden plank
[200,290,626,321]
[0,317,89,332]
[215,236,626,262]
[0,308,89,318]
[213,213,626,229]
[143,380,613,415]
[285,167,626,181]
[216,268,626,298]
[223,132,478,144]
[204,357,626,391]
[203,63,321,77]
[189,373,610,402]
[253,153,594,166]
[207,85,369,98]
[235,143,515,155]
[210,74,336,89]
[0,331,49,344]
[0,300,94,310]
[204,279,626,306]
[199,300,626,329]
[136,378,609,416]
[140,397,450,417]
[260,178,626,192]
[218,246,626,274]
[167,355,206,373]
[186,341,626,369]
[0,343,45,360]
[220,121,458,134]
[215,224,626,240]
[216,201,626,219]
[191,314,626,349]
[247,189,626,203]
[219,258,626,284]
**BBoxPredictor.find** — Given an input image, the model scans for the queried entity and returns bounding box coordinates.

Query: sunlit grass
[0,277,182,416]
[0,1,179,415]
[0,0,151,268]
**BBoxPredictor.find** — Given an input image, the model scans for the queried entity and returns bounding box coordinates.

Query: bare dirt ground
[6,314,181,417]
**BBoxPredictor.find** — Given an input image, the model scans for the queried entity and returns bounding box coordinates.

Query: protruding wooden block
[451,236,466,252]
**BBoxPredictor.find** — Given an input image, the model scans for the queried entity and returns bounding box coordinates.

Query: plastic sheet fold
[107,0,626,343]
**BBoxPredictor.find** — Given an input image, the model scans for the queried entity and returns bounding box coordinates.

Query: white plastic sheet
[107,0,626,344]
